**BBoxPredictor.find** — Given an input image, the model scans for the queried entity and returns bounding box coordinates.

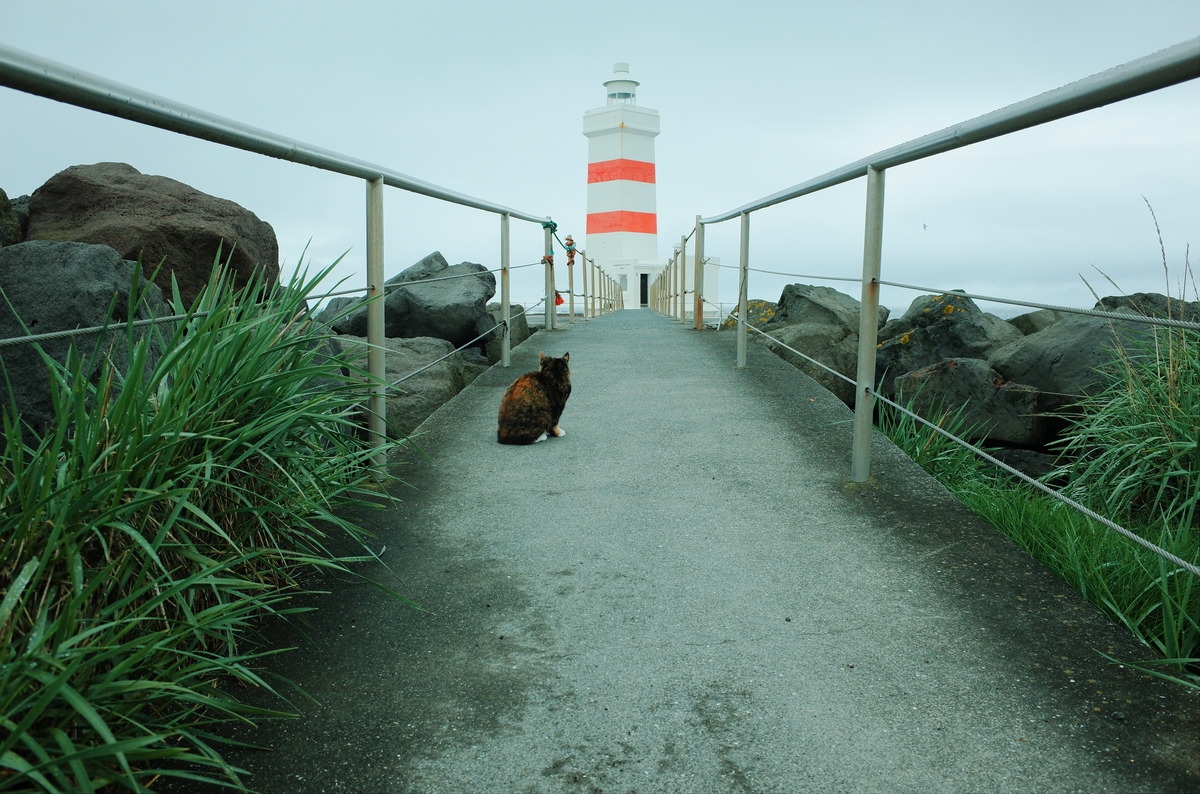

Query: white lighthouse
[583,63,665,308]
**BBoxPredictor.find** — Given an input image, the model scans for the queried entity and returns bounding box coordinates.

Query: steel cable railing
[387,299,545,388]
[0,262,553,351]
[381,260,545,291]
[712,298,1200,577]
[703,263,1200,332]
[0,310,201,348]
[866,385,1200,578]
[877,280,1200,330]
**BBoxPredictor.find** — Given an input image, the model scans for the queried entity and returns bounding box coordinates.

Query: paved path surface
[209,310,1198,793]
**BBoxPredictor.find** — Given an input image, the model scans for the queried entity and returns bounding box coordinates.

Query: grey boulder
[988,293,1199,417]
[759,322,859,405]
[330,252,498,351]
[875,292,1022,396]
[334,334,487,438]
[0,240,168,434]
[894,358,1045,446]
[771,283,889,332]
[25,162,279,308]
[0,189,22,247]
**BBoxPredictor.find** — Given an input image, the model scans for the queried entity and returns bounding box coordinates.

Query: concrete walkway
[214,310,1197,793]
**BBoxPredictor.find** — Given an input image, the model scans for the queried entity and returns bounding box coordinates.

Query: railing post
[670,258,676,316]
[666,251,673,317]
[657,263,667,314]
[543,222,554,331]
[365,177,387,476]
[851,166,886,482]
[677,244,683,321]
[500,212,511,367]
[679,234,688,325]
[663,259,670,317]
[736,211,750,368]
[579,250,587,322]
[567,251,575,325]
[693,217,705,330]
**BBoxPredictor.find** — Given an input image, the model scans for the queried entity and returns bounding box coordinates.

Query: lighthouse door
[639,274,649,307]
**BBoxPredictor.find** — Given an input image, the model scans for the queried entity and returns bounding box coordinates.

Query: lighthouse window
[608,91,635,105]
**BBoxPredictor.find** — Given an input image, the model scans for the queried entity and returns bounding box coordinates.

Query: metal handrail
[700,37,1200,224]
[0,43,546,224]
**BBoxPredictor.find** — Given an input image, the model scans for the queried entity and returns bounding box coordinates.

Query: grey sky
[3,0,1198,315]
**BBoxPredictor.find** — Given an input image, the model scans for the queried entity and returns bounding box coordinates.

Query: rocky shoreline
[743,283,1197,474]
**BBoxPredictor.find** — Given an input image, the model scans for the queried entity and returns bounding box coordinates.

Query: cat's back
[497,353,571,445]
[497,371,548,444]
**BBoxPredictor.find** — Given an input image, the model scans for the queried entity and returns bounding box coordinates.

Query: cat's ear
[562,352,569,363]
[538,351,545,361]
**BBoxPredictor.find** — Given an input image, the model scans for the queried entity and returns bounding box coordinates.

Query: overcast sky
[3,0,1198,316]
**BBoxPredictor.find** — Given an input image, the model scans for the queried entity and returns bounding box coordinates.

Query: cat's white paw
[552,427,566,437]
[534,432,548,443]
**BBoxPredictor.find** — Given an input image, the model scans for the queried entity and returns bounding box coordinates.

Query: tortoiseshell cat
[497,352,571,444]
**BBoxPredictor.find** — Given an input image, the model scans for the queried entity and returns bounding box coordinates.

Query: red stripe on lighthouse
[587,211,657,235]
[587,159,656,184]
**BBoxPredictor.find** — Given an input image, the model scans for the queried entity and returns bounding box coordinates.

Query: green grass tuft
[878,219,1198,689]
[1,257,404,792]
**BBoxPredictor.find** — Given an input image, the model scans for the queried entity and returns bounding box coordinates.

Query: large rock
[874,292,1022,395]
[483,302,531,363]
[25,162,279,307]
[720,299,778,329]
[331,252,498,350]
[894,358,1045,446]
[754,284,894,407]
[334,335,486,438]
[1009,308,1061,336]
[759,322,860,405]
[1096,292,1199,323]
[0,188,22,247]
[0,241,168,434]
[771,283,889,332]
[988,293,1199,418]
